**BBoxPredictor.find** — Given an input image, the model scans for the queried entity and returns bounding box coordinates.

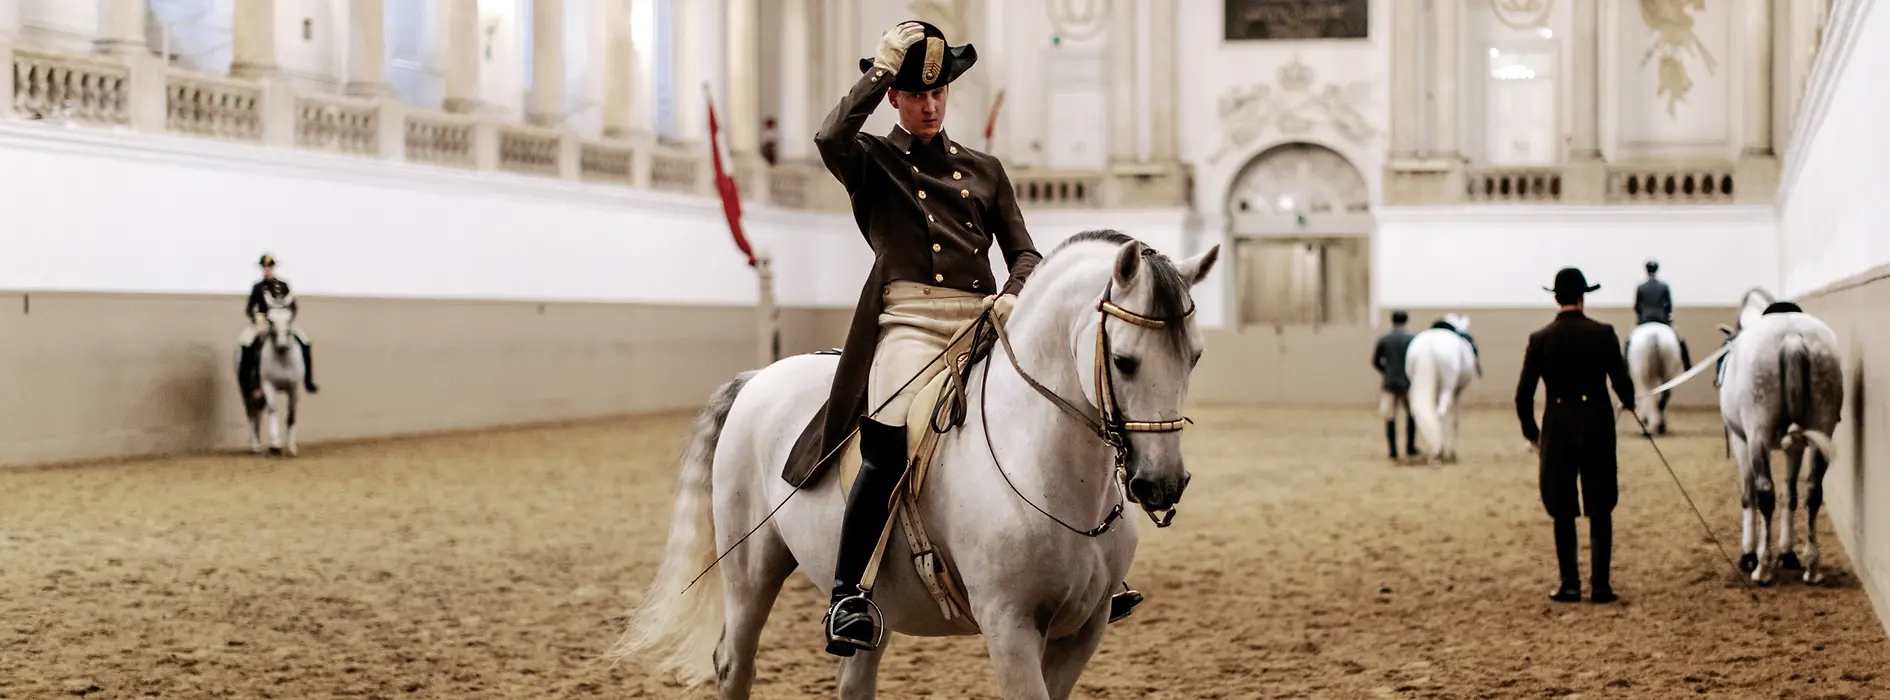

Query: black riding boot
[1589,515,1616,603]
[825,418,908,657]
[1384,420,1399,459]
[1551,517,1582,602]
[298,340,319,394]
[1405,415,1420,457]
[239,340,263,401]
[1679,338,1693,370]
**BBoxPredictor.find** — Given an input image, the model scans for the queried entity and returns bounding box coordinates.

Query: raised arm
[989,165,1042,296]
[813,22,924,190]
[1515,333,1543,443]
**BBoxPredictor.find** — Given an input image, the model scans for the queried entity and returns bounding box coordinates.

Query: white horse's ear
[1175,245,1221,287]
[1718,324,1735,336]
[1114,240,1146,287]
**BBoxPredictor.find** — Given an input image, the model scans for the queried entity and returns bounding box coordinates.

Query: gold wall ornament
[1207,56,1380,165]
[1490,0,1555,30]
[1638,0,1718,118]
[921,37,945,84]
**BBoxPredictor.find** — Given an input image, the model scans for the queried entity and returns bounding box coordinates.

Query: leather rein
[978,279,1194,537]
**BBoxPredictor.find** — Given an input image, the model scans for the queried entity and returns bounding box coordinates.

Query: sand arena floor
[2,405,1886,699]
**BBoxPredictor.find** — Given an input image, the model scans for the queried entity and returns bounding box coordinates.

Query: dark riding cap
[858,21,977,92]
[1645,259,1659,273]
[259,253,277,267]
[1545,267,1599,303]
[1391,309,1409,324]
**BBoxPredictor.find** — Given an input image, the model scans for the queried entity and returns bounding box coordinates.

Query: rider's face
[262,266,276,279]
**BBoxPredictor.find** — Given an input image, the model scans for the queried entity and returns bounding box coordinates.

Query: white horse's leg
[285,388,300,457]
[1731,433,1759,574]
[1042,605,1109,700]
[982,614,1052,699]
[1804,447,1831,584]
[1748,436,1778,585]
[711,526,795,700]
[1777,440,1805,571]
[248,404,264,454]
[1435,376,1459,463]
[837,640,889,700]
[264,384,283,451]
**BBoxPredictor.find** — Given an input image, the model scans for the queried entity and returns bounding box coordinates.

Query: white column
[1146,0,1177,162]
[673,0,702,140]
[1429,0,1461,158]
[1743,0,1773,155]
[1773,0,1821,153]
[1388,0,1419,157]
[229,0,279,79]
[442,0,483,113]
[726,0,760,156]
[527,0,565,126]
[775,0,811,160]
[94,0,147,54]
[1106,0,1134,163]
[829,0,857,109]
[602,0,634,137]
[346,0,390,97]
[0,0,17,119]
[1569,0,1601,159]
[0,0,16,36]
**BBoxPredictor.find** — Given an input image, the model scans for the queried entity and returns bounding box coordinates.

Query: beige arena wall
[0,291,849,468]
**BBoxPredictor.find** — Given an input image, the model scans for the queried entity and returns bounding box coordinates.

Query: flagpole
[705,81,778,366]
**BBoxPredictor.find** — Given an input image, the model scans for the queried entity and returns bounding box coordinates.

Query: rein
[982,280,1194,536]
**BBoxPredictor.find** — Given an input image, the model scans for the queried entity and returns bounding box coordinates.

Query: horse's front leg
[284,388,300,457]
[1731,432,1759,574]
[837,637,889,700]
[982,612,1052,700]
[263,384,283,452]
[1042,603,1109,700]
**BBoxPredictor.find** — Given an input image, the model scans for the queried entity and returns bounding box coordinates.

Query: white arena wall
[1771,0,1890,636]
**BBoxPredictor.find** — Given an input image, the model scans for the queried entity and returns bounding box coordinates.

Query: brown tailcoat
[781,67,1042,487]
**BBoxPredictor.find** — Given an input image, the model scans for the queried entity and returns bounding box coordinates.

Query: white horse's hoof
[286,445,299,458]
[250,443,263,455]
[1804,570,1825,585]
[1752,565,1775,587]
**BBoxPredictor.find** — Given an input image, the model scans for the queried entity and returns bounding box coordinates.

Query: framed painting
[1224,0,1369,41]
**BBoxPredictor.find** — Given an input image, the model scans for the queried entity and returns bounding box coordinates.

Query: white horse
[1404,314,1479,463]
[237,304,307,457]
[1717,287,1843,586]
[1626,321,1685,435]
[613,232,1218,699]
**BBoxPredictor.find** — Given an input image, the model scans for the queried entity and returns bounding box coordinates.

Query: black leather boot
[1405,415,1420,457]
[239,340,263,402]
[1680,338,1693,370]
[1384,420,1399,459]
[1589,515,1616,603]
[825,418,908,657]
[1551,517,1582,602]
[298,340,319,394]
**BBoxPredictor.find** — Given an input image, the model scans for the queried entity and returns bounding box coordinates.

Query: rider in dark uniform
[239,254,318,395]
[1629,259,1691,368]
[1516,268,1635,604]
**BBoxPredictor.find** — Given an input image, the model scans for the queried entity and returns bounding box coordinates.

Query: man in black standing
[1516,268,1636,604]
[1372,309,1419,460]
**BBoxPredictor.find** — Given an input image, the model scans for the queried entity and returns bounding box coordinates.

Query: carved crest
[922,37,945,84]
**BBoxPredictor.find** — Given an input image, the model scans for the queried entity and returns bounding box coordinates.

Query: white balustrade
[12,49,130,125]
[166,70,262,141]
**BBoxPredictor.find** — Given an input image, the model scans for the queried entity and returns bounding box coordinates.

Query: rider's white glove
[981,293,1017,326]
[873,22,926,74]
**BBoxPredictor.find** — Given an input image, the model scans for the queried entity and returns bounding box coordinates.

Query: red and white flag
[705,84,756,268]
[983,88,1006,151]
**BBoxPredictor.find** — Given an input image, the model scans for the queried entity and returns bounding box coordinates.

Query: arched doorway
[1226,142,1373,326]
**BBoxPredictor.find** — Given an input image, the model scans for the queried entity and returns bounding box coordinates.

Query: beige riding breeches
[866,281,986,426]
[1378,390,1411,420]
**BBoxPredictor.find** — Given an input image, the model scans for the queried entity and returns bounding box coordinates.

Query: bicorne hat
[259,253,277,267]
[1544,267,1600,296]
[859,21,977,92]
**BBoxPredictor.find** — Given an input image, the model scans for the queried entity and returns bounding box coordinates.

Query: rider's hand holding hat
[873,21,926,73]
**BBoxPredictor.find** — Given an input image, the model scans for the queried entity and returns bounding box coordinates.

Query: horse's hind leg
[1043,604,1109,700]
[1731,434,1759,574]
[285,389,300,457]
[1747,436,1778,585]
[1777,439,1805,571]
[1804,448,1831,584]
[711,526,795,700]
[838,639,889,700]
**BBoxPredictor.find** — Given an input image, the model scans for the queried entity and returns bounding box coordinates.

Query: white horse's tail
[609,371,753,683]
[1407,340,1446,455]
[1778,335,1838,464]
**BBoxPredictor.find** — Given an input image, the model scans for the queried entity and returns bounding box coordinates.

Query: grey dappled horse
[239,304,307,456]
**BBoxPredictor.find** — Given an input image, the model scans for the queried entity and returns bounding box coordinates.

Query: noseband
[988,279,1195,534]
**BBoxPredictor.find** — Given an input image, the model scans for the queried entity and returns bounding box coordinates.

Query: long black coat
[1515,310,1637,518]
[782,67,1042,487]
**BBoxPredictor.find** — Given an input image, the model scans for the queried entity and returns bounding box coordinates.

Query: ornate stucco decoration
[1208,56,1379,166]
[1490,0,1555,29]
[1045,0,1108,41]
[1639,0,1718,118]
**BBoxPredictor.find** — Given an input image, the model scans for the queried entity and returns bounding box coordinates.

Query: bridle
[984,277,1195,536]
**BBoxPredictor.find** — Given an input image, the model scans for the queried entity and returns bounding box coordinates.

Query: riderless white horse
[1715,288,1843,586]
[613,232,1218,699]
[237,299,308,457]
[1405,314,1480,463]
[1626,320,1685,435]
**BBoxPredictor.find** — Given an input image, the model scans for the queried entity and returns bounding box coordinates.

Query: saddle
[831,314,997,632]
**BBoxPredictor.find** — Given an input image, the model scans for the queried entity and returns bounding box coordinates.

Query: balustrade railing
[1607,164,1739,204]
[579,140,633,183]
[13,48,130,125]
[1466,167,1563,202]
[650,145,703,193]
[166,70,261,142]
[404,111,475,168]
[1011,170,1103,208]
[296,94,379,155]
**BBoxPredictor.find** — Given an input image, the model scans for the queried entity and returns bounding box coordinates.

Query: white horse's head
[1012,231,1220,514]
[264,300,295,350]
[1442,313,1470,333]
[1734,287,1776,335]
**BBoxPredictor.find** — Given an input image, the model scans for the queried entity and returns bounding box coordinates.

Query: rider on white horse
[237,254,318,397]
[805,20,1141,656]
[1628,259,1691,368]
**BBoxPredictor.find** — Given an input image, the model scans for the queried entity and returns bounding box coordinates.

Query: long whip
[1618,408,1761,601]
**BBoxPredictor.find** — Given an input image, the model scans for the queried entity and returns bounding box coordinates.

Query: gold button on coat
[918,190,928,199]
[932,243,941,252]
[934,273,944,282]
[949,146,958,154]
[952,172,962,180]
[960,189,969,198]
[928,214,935,222]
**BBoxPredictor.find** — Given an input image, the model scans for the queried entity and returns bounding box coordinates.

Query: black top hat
[859,21,977,92]
[258,253,277,267]
[1544,267,1600,295]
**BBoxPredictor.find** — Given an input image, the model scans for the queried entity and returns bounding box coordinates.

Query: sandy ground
[2,405,1885,699]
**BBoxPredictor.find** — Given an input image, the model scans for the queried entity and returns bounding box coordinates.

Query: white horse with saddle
[236,296,310,456]
[1404,314,1480,463]
[614,233,1218,699]
[1625,320,1685,434]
